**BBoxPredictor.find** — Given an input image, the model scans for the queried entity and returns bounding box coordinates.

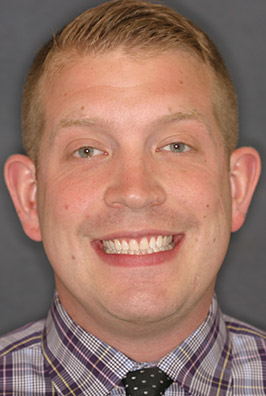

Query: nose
[104,156,166,210]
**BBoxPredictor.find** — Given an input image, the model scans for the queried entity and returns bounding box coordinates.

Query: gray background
[0,0,265,336]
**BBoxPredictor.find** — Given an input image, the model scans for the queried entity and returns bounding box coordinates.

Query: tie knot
[122,367,173,396]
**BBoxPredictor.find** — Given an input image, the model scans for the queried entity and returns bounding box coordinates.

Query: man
[0,0,264,394]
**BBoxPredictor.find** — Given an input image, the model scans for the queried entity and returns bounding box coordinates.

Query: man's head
[4,0,261,360]
[22,0,238,164]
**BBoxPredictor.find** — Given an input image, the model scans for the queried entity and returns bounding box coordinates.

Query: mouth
[102,235,174,255]
[93,233,184,267]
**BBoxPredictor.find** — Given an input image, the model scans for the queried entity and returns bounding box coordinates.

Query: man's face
[36,50,232,333]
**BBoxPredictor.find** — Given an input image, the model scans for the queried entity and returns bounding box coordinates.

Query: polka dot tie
[122,367,173,396]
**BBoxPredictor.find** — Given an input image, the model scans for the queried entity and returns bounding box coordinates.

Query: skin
[5,50,261,361]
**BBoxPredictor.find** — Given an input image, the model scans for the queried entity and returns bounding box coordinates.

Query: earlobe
[4,154,42,241]
[230,147,261,232]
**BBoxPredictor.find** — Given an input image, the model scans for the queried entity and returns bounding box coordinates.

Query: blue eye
[161,142,190,153]
[73,146,104,158]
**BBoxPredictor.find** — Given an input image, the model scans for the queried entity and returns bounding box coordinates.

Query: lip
[97,230,175,241]
[91,232,185,267]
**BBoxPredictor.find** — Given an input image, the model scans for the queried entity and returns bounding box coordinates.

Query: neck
[58,289,212,362]
[95,311,209,362]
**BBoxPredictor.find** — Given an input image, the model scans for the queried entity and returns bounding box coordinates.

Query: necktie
[122,367,173,396]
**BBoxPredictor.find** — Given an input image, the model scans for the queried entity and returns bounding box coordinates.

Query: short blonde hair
[22,0,238,163]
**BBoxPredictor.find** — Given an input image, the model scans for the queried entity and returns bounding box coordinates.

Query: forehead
[43,49,213,106]
[47,49,208,84]
[41,49,221,145]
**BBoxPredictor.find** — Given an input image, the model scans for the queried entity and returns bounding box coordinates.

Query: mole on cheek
[71,255,76,260]
[81,106,85,110]
[179,80,183,85]
[64,204,69,210]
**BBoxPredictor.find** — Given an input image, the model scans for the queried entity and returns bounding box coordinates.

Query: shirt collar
[42,293,231,396]
[42,293,135,395]
[158,296,232,396]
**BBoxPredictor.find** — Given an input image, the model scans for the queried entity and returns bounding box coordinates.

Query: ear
[4,154,42,241]
[230,147,261,232]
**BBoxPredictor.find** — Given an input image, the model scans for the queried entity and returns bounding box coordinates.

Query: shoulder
[0,319,45,359]
[0,320,51,393]
[224,314,266,349]
[224,314,266,387]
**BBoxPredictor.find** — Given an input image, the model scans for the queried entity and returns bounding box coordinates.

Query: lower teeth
[104,243,174,255]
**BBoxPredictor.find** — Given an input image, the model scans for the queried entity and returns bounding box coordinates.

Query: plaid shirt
[0,293,266,395]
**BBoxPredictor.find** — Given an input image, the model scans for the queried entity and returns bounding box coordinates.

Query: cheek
[167,167,228,211]
[37,169,104,227]
[166,165,232,242]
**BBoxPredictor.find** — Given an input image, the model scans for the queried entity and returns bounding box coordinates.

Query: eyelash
[159,142,191,153]
[72,142,190,159]
[72,146,105,158]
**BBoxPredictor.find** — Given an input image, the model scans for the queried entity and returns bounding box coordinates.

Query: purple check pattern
[1,293,266,395]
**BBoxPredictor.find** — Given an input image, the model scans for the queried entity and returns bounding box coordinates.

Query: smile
[102,235,174,255]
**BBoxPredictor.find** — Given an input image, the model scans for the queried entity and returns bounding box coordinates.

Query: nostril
[104,183,166,209]
[103,162,166,209]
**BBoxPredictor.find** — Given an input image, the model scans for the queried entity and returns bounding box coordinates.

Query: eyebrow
[151,110,212,133]
[50,117,112,145]
[50,109,211,144]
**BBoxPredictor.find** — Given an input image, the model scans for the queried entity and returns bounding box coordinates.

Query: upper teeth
[103,235,174,255]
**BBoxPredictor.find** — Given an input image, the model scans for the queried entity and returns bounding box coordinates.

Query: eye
[73,146,105,158]
[160,142,190,153]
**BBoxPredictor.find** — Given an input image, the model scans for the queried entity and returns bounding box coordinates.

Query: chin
[106,293,180,325]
